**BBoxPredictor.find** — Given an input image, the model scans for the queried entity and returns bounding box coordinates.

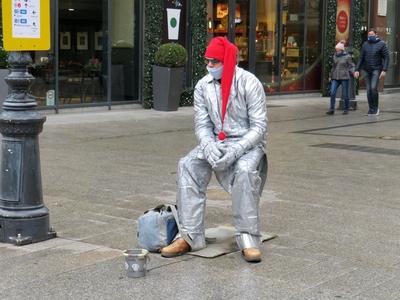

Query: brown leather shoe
[242,248,262,263]
[161,238,190,258]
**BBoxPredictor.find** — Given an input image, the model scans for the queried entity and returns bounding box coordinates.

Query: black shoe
[365,109,373,116]
[326,111,334,115]
[342,110,349,115]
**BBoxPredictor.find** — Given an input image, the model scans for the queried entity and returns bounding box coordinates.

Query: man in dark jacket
[354,29,389,116]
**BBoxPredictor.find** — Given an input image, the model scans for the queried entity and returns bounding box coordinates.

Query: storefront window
[304,0,322,90]
[207,1,229,40]
[280,0,305,92]
[384,0,400,86]
[235,1,249,69]
[111,0,139,101]
[255,0,279,93]
[207,1,250,68]
[58,0,107,105]
[0,5,55,108]
[30,51,56,107]
[254,0,322,93]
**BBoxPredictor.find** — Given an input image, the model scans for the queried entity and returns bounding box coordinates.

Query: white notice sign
[12,0,41,38]
[378,0,387,16]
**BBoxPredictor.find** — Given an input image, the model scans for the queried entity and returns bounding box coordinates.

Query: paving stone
[2,94,400,298]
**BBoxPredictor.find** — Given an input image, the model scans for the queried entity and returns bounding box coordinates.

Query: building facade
[0,0,399,111]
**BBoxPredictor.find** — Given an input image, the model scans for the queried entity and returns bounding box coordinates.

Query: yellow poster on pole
[1,0,50,51]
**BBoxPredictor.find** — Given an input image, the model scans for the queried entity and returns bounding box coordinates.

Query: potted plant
[152,42,187,111]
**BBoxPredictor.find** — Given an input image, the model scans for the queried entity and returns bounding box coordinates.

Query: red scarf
[204,37,238,141]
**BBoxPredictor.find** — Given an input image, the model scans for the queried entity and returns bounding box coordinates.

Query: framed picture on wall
[60,32,71,50]
[94,31,103,51]
[77,32,88,50]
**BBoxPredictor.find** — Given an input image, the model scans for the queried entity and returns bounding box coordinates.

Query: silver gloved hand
[213,143,245,171]
[203,141,224,167]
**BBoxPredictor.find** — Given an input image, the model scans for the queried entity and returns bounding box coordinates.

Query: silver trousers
[176,145,267,251]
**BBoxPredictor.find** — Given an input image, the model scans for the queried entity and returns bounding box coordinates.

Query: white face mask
[207,65,223,80]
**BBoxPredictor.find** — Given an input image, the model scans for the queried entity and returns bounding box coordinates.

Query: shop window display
[207,0,322,94]
[280,0,305,92]
[304,0,322,90]
[207,1,249,68]
[255,0,279,92]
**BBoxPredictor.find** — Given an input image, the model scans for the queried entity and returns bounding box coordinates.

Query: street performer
[161,37,268,262]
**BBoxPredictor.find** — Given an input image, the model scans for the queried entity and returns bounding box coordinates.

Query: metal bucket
[123,248,150,278]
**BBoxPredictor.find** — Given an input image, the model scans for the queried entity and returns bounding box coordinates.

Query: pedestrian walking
[160,37,268,263]
[326,41,355,115]
[354,29,389,116]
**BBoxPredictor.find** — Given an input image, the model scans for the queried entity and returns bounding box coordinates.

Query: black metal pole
[0,51,56,245]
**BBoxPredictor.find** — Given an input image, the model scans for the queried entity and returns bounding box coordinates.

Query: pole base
[0,214,56,245]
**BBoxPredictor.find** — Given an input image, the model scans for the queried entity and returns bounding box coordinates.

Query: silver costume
[177,66,268,251]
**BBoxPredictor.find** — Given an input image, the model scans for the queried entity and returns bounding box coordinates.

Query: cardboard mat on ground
[187,225,277,258]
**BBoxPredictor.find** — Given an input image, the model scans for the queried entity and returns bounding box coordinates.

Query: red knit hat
[205,37,238,141]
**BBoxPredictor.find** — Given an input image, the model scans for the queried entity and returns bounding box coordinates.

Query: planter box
[152,65,184,111]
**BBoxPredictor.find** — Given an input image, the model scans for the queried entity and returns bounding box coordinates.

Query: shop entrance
[19,0,141,110]
[207,0,250,69]
[385,0,400,87]
[207,0,323,93]
[57,0,140,106]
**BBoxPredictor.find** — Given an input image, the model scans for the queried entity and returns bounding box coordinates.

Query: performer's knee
[235,159,253,175]
[177,155,191,174]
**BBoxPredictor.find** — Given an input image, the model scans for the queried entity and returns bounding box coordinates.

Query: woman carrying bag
[326,41,355,115]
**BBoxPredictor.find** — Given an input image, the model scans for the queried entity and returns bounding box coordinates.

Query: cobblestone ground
[1,93,400,299]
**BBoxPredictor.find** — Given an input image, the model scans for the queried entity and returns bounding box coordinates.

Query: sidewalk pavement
[1,93,400,299]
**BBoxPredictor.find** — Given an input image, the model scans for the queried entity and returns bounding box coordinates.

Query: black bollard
[0,51,56,245]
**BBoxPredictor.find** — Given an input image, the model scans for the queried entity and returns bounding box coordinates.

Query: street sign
[1,0,50,51]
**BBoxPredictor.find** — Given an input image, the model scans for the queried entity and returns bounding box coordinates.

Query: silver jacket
[194,66,268,154]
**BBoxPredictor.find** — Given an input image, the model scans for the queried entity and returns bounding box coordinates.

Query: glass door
[304,0,322,90]
[255,0,279,93]
[235,1,250,69]
[58,0,107,105]
[207,0,249,67]
[385,0,400,86]
[207,0,230,40]
[111,0,140,101]
[207,0,322,93]
[280,0,305,92]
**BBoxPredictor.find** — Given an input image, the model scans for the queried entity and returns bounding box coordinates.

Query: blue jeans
[363,70,380,112]
[329,79,349,111]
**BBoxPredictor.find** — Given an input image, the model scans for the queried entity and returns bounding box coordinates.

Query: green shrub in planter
[154,43,187,67]
[152,43,188,111]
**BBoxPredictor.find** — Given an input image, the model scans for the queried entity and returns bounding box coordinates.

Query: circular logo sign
[336,10,348,33]
[170,17,177,28]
